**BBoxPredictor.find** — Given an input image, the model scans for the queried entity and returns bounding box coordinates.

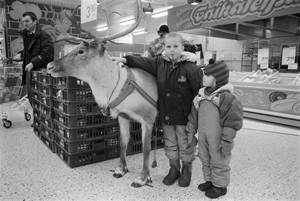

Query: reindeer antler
[65,5,97,39]
[53,0,142,44]
[98,0,142,41]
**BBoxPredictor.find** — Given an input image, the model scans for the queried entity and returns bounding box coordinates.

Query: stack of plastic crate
[127,118,164,156]
[51,76,120,168]
[32,71,56,153]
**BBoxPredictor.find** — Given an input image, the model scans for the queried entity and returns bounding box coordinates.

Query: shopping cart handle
[3,58,22,64]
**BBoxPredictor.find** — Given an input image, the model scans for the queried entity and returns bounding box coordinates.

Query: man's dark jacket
[19,25,54,85]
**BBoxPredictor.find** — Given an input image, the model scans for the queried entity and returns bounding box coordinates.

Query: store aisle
[0,101,299,201]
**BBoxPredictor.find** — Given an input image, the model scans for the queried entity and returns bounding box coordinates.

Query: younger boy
[186,61,243,198]
[112,32,203,187]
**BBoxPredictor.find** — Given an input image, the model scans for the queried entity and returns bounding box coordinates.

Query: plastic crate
[32,71,39,82]
[40,133,55,153]
[53,120,119,142]
[52,76,90,88]
[53,87,94,101]
[40,94,53,107]
[54,143,120,168]
[39,83,53,96]
[151,137,164,149]
[33,116,41,128]
[129,130,142,143]
[33,109,40,120]
[53,99,101,115]
[33,125,41,138]
[53,110,116,127]
[32,90,40,102]
[32,81,39,91]
[41,115,53,129]
[38,71,53,85]
[41,123,54,140]
[152,127,164,138]
[40,103,54,119]
[130,122,141,132]
[32,99,40,111]
[127,142,143,156]
[53,132,119,154]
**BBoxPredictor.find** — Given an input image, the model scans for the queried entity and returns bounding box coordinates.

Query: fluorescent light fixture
[191,2,198,5]
[120,20,136,25]
[153,6,173,14]
[152,11,168,18]
[97,27,108,31]
[133,29,147,35]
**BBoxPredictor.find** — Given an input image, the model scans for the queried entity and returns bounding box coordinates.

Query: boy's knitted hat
[204,61,229,88]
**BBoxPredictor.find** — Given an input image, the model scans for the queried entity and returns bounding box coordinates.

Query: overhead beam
[239,22,297,36]
[204,26,262,38]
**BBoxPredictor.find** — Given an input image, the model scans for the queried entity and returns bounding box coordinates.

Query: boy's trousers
[162,123,195,163]
[198,101,233,188]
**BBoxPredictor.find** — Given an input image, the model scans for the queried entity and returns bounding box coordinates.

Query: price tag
[81,0,97,24]
[257,48,269,64]
[288,63,298,70]
[282,47,296,65]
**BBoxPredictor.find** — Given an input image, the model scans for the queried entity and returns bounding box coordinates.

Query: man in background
[148,25,170,58]
[18,11,54,126]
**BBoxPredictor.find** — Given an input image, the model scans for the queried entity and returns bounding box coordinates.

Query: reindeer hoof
[113,173,123,178]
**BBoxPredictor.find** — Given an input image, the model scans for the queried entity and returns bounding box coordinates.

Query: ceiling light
[152,11,168,18]
[133,28,147,35]
[97,27,108,32]
[120,20,136,25]
[153,6,173,14]
[143,3,153,14]
[188,0,202,5]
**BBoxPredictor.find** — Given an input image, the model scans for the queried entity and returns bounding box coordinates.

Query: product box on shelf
[54,143,120,168]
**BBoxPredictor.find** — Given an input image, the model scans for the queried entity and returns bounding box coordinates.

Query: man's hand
[25,62,34,71]
[14,53,21,60]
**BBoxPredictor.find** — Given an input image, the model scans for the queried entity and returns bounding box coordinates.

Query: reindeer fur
[48,41,158,187]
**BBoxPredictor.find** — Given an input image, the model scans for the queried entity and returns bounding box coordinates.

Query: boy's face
[203,74,216,87]
[164,37,184,61]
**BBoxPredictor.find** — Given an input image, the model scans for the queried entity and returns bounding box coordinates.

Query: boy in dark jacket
[186,61,243,199]
[113,32,203,187]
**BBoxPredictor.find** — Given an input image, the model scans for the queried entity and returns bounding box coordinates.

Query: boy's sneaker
[198,181,213,191]
[205,186,227,199]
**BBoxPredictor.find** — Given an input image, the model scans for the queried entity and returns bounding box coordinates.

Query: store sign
[282,47,296,65]
[168,0,300,31]
[81,0,97,24]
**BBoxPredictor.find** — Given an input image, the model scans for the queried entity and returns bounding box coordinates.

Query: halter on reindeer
[47,0,158,187]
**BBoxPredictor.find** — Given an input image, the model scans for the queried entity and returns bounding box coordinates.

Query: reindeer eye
[78,50,84,54]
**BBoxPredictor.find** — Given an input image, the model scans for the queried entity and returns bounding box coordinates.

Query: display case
[230,70,300,128]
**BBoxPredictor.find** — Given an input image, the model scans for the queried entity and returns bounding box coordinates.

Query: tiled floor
[0,101,299,201]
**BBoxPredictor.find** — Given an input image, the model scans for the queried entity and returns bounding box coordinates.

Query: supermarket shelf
[244,107,300,128]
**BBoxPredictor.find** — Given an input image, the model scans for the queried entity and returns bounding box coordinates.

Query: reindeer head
[47,0,142,80]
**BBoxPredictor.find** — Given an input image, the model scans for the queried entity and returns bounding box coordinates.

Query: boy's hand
[219,139,233,157]
[111,57,126,64]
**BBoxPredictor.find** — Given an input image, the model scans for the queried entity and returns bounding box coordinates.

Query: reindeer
[47,0,158,188]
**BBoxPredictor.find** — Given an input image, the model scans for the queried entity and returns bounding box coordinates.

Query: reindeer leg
[113,116,130,178]
[131,122,154,188]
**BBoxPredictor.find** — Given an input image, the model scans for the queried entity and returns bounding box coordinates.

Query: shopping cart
[0,58,31,128]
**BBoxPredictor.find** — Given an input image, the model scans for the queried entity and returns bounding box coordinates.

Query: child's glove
[193,94,203,111]
[188,133,198,147]
[219,139,233,157]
